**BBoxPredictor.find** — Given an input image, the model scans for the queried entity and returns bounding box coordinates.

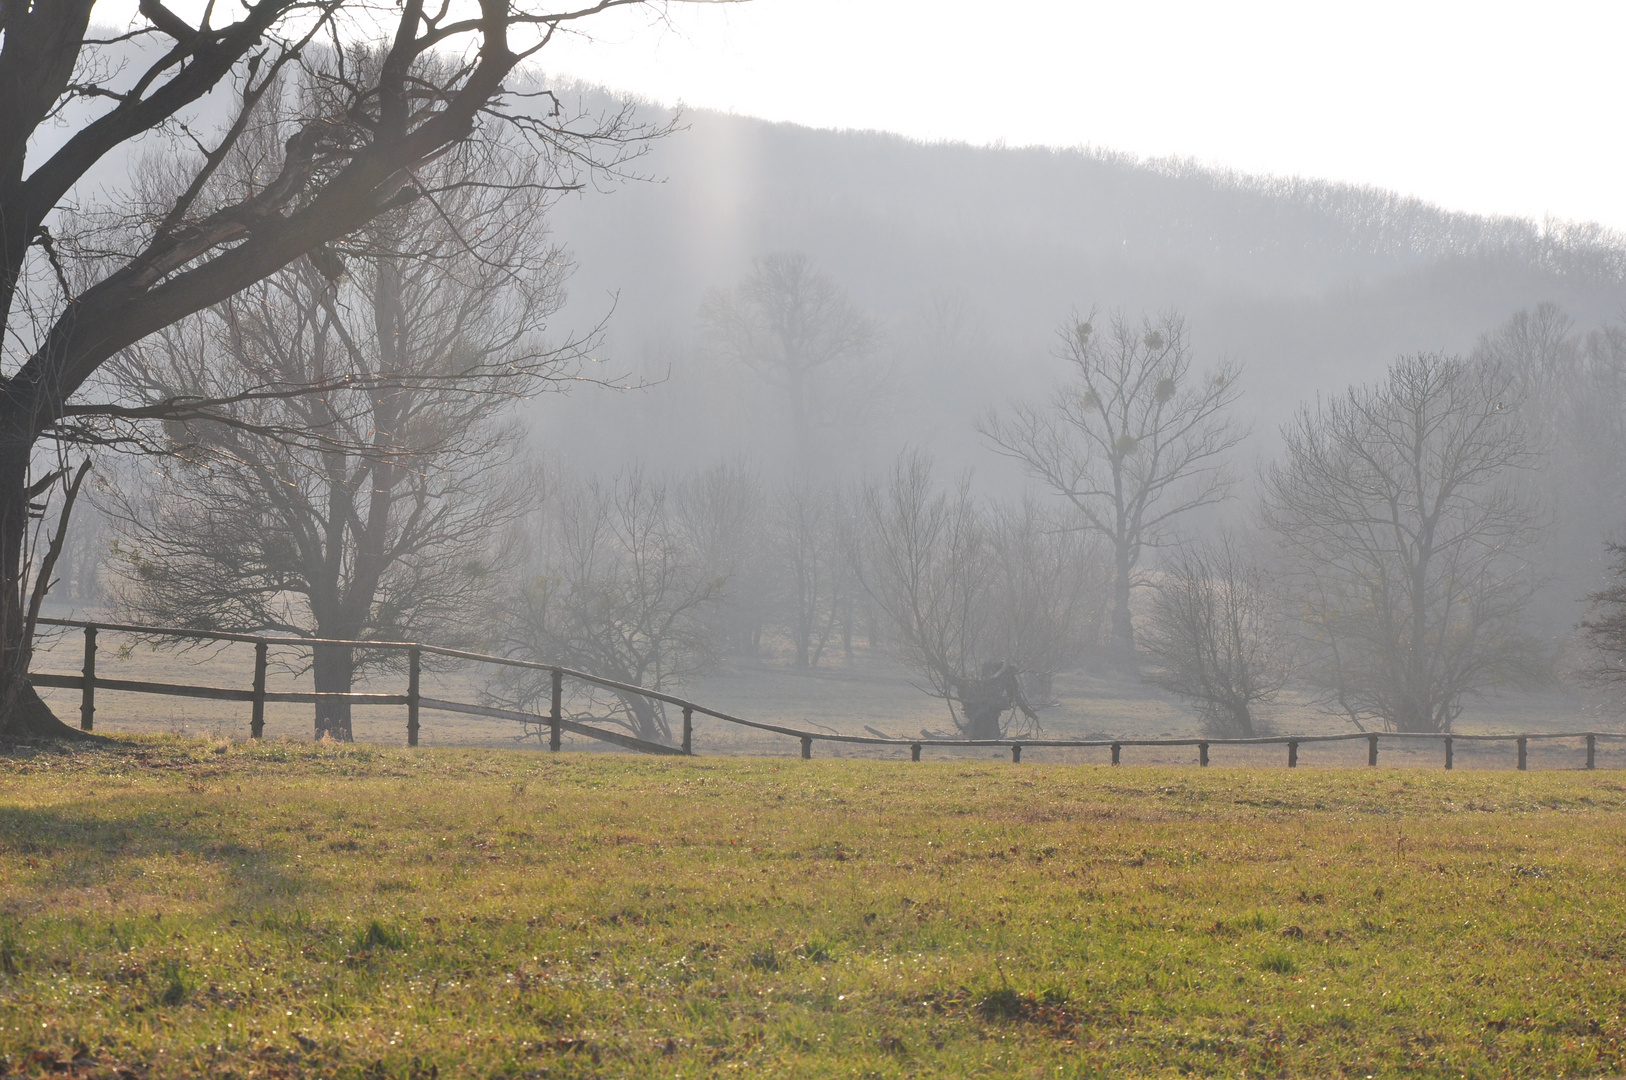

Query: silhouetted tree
[1475,304,1626,648]
[1580,544,1626,698]
[1139,538,1289,737]
[496,470,721,744]
[699,253,878,474]
[0,0,656,740]
[672,459,770,657]
[1262,353,1544,733]
[768,482,857,669]
[857,452,1099,736]
[103,131,559,740]
[857,452,987,723]
[980,308,1244,673]
[981,496,1106,704]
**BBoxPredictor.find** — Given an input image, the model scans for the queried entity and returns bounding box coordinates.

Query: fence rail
[30,617,1624,770]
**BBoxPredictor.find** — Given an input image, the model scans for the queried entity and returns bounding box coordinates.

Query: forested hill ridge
[536,91,1626,475]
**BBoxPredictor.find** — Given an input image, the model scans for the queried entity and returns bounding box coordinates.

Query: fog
[33,61,1626,741]
[531,92,1626,485]
[519,92,1626,645]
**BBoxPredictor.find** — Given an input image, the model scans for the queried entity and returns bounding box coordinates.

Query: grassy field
[1,737,1624,1078]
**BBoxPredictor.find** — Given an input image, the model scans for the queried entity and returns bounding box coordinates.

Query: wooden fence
[29,617,1623,769]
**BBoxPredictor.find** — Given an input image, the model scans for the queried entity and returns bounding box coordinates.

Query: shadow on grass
[0,780,311,918]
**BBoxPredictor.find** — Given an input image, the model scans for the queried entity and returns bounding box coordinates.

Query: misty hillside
[533,95,1626,478]
[40,45,1626,479]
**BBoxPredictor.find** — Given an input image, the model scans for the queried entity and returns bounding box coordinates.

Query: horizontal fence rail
[29,617,1626,770]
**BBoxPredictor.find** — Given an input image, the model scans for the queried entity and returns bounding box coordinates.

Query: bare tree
[981,497,1107,705]
[0,0,659,739]
[1575,322,1626,504]
[1580,544,1626,698]
[1475,304,1626,651]
[496,469,720,744]
[671,459,770,657]
[44,499,109,611]
[859,452,1095,738]
[1261,353,1544,733]
[101,135,558,740]
[980,308,1245,673]
[767,482,857,669]
[857,452,988,720]
[698,253,879,474]
[1138,538,1290,737]
[1476,303,1581,439]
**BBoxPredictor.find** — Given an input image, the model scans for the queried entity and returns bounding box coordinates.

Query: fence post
[79,624,96,732]
[406,646,421,747]
[682,706,693,755]
[1368,735,1378,767]
[1516,736,1527,771]
[1444,736,1453,770]
[1011,744,1022,764]
[549,668,562,752]
[1287,740,1299,768]
[1587,734,1596,770]
[1198,741,1209,767]
[911,743,921,762]
[250,641,267,740]
[1110,742,1121,766]
[800,735,812,760]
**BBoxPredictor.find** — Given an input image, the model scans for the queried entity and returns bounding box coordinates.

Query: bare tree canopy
[101,128,561,740]
[1472,303,1626,645]
[671,458,770,658]
[767,481,857,670]
[857,452,988,721]
[1580,544,1626,697]
[1261,353,1544,733]
[1138,537,1290,737]
[980,308,1245,673]
[699,252,879,474]
[496,469,721,744]
[981,495,1106,703]
[857,450,1103,738]
[0,0,663,738]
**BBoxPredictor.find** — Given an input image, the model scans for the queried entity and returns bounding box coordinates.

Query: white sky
[91,0,1626,229]
[538,0,1626,230]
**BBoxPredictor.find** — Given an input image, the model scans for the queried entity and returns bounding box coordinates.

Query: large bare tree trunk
[312,643,355,741]
[0,448,32,733]
[0,685,83,742]
[0,448,83,741]
[1111,547,1138,676]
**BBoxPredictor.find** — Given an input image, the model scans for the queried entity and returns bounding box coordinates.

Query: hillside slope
[533,100,1626,478]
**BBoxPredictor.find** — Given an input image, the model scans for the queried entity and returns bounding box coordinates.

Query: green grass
[1,736,1624,1078]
